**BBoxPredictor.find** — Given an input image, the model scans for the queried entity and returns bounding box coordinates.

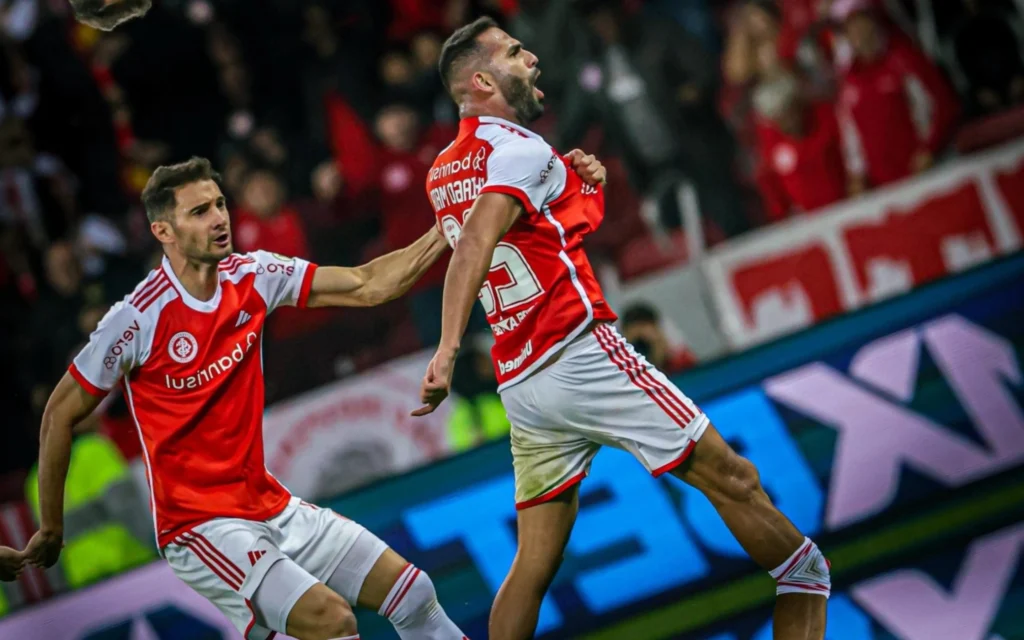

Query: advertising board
[702,139,1024,350]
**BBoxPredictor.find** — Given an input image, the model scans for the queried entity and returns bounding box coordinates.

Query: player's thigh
[165,519,297,639]
[569,324,708,476]
[502,376,601,510]
[514,484,579,579]
[274,497,389,609]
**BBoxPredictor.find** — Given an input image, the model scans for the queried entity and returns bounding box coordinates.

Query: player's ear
[471,70,495,94]
[150,219,175,245]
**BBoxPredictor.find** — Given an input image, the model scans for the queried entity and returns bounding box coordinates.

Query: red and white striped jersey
[69,251,317,549]
[426,116,617,389]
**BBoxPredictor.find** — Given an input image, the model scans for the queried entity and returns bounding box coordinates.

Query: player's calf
[672,424,829,638]
[285,583,359,640]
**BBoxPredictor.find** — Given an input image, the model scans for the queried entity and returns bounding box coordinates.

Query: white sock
[769,537,832,598]
[379,564,467,639]
[329,636,359,639]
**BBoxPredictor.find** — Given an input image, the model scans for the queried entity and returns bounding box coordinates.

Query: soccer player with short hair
[415,17,831,640]
[22,157,467,640]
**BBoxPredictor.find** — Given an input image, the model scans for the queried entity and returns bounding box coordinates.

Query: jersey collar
[161,255,223,313]
[463,115,545,142]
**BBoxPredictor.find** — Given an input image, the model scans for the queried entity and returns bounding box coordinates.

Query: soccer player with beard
[414,17,831,640]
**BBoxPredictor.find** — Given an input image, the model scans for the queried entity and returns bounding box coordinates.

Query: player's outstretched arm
[306,227,449,308]
[24,373,103,569]
[413,192,523,416]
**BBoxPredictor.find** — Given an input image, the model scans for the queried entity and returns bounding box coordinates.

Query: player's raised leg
[671,425,828,640]
[489,489,578,640]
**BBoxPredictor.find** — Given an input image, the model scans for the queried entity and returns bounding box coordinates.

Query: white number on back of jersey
[442,211,544,317]
[478,244,543,316]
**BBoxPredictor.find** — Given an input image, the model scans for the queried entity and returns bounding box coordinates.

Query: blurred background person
[753,71,848,222]
[835,0,960,193]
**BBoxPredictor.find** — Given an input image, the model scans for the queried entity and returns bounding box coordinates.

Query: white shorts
[164,496,387,639]
[501,323,708,508]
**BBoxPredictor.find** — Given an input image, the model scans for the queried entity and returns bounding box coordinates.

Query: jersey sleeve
[250,250,318,313]
[480,137,567,215]
[69,301,146,398]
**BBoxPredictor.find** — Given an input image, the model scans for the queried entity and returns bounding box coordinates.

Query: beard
[500,71,544,124]
[173,224,232,264]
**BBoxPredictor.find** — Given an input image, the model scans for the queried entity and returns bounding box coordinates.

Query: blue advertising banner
[329,254,1024,640]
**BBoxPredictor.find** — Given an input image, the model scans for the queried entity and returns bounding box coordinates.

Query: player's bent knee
[723,455,762,504]
[289,586,358,640]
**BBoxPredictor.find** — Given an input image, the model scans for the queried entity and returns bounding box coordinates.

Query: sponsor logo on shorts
[248,550,266,565]
[499,340,533,376]
[168,332,199,364]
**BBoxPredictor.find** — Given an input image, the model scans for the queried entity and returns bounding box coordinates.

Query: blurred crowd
[1,0,1023,520]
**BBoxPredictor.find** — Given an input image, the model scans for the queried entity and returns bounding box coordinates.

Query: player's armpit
[306,227,449,308]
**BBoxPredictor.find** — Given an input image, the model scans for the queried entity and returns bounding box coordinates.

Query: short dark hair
[70,0,152,32]
[622,303,660,326]
[141,157,221,223]
[438,17,499,95]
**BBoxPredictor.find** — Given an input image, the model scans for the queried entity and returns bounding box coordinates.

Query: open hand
[0,546,25,581]
[411,347,457,416]
[565,149,607,186]
[23,530,63,570]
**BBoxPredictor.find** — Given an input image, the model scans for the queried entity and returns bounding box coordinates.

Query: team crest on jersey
[168,332,199,364]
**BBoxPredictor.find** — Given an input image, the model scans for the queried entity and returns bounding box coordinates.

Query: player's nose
[524,49,539,68]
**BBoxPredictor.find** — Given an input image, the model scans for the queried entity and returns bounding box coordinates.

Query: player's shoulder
[218,251,303,285]
[125,265,179,318]
[474,117,551,157]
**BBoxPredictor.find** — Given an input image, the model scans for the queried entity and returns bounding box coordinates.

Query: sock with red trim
[378,564,466,639]
[328,636,359,639]
[769,537,831,598]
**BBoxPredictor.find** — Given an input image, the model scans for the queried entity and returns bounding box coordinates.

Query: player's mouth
[532,70,544,101]
[213,231,231,249]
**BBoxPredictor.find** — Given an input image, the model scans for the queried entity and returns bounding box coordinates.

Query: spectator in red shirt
[835,2,960,192]
[753,72,848,221]
[232,169,311,259]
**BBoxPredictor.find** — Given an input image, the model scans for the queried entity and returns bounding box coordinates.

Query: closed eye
[508,43,521,58]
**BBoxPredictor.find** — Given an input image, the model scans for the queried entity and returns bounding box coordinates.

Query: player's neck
[165,252,219,302]
[459,101,523,127]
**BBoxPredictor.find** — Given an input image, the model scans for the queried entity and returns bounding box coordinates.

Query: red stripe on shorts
[515,471,587,511]
[189,532,246,584]
[182,533,246,586]
[605,326,697,423]
[594,325,693,428]
[177,536,241,591]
